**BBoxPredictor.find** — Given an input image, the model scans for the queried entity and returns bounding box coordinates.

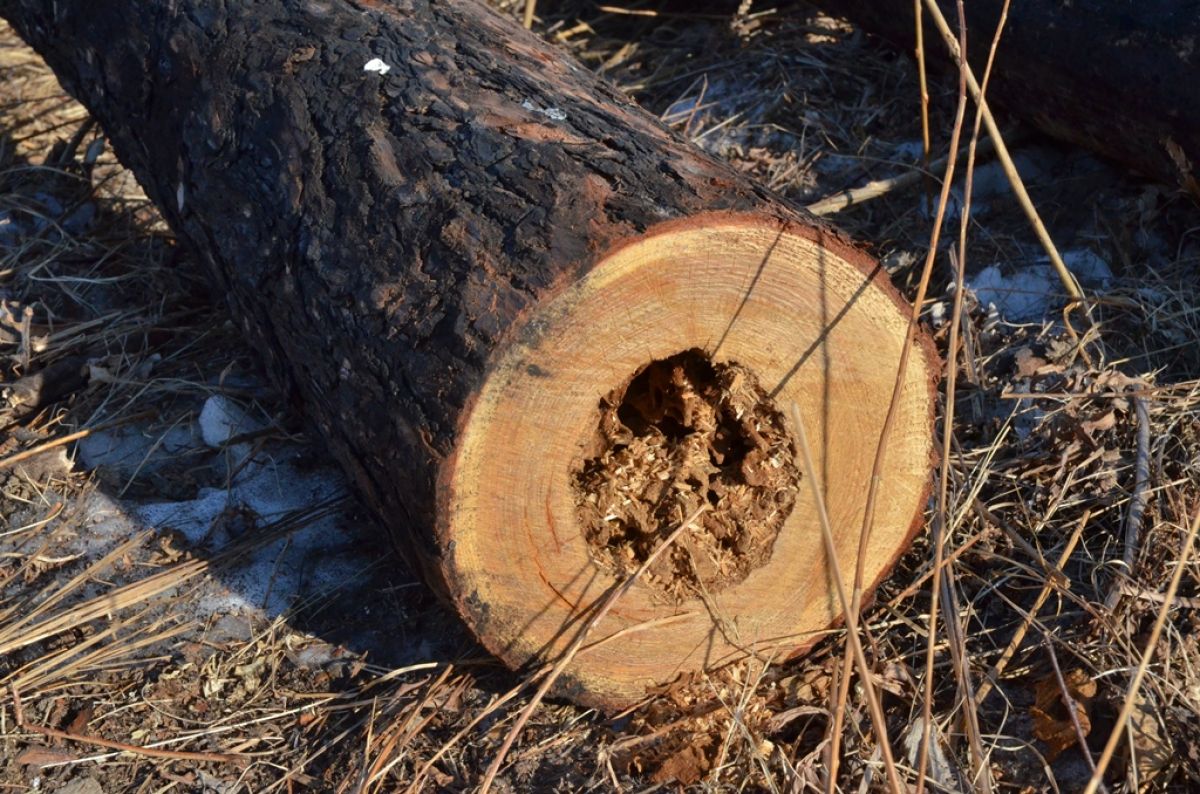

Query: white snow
[198,394,265,447]
[891,140,925,162]
[77,423,195,471]
[1061,249,1113,288]
[970,249,1112,322]
[71,399,357,620]
[135,450,351,616]
[970,264,1057,322]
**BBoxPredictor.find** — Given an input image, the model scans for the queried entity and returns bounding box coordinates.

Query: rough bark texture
[812,0,1200,189]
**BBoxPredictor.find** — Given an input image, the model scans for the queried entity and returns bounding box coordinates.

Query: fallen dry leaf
[16,744,79,767]
[1129,690,1172,790]
[650,736,713,786]
[1030,668,1097,761]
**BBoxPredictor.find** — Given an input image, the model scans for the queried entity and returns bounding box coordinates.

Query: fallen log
[0,0,936,708]
[810,0,1200,191]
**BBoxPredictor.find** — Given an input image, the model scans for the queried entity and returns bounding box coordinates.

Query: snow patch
[970,249,1112,322]
[891,140,926,163]
[199,394,265,447]
[1062,249,1113,288]
[135,450,351,616]
[77,423,196,471]
[971,264,1057,322]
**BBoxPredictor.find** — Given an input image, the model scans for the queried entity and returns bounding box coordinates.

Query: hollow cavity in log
[572,349,800,602]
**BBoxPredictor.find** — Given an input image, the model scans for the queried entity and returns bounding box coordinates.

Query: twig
[914,0,932,213]
[791,403,905,794]
[977,510,1088,706]
[1083,504,1200,794]
[522,0,536,29]
[886,525,991,607]
[973,499,1068,588]
[1044,639,1103,787]
[11,684,244,764]
[806,136,996,216]
[938,566,991,792]
[916,5,1008,790]
[834,0,973,781]
[1105,395,1151,610]
[406,670,545,794]
[919,0,1084,303]
[477,504,709,794]
[0,409,156,471]
[1118,583,1200,609]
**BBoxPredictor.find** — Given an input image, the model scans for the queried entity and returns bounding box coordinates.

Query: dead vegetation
[572,349,800,602]
[2,1,1200,792]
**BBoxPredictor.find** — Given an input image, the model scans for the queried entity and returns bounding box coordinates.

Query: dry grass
[3,1,1200,792]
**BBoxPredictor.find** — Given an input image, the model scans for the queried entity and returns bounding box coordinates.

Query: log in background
[812,0,1200,190]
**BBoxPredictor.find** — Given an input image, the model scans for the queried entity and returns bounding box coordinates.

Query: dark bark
[812,0,1200,189]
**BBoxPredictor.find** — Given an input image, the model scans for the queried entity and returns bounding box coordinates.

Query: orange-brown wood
[445,215,936,708]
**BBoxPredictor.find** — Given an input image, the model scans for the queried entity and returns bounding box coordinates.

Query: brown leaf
[650,736,713,786]
[1164,138,1200,202]
[17,745,79,767]
[1129,691,1171,790]
[64,704,94,735]
[1080,410,1117,438]
[1014,347,1052,378]
[1030,669,1097,761]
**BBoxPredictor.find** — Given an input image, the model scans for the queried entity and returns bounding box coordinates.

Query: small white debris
[363,57,391,75]
[929,300,948,327]
[521,99,568,121]
[84,135,106,166]
[1062,249,1113,289]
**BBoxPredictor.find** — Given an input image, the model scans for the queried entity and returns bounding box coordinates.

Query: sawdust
[572,349,800,602]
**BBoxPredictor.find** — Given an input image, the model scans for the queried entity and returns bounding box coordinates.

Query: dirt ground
[2,1,1199,792]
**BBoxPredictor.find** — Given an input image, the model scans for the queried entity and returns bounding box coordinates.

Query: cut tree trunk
[1,0,937,708]
[811,0,1200,191]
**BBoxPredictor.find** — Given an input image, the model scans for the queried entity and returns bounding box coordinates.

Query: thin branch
[919,0,1084,302]
[976,510,1088,706]
[806,136,997,216]
[1083,505,1200,794]
[1105,395,1151,610]
[0,409,155,471]
[833,0,974,778]
[1044,639,1103,787]
[478,504,710,794]
[12,684,245,764]
[914,0,933,212]
[791,403,906,794]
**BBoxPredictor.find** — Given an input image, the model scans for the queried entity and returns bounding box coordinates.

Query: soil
[572,349,800,602]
